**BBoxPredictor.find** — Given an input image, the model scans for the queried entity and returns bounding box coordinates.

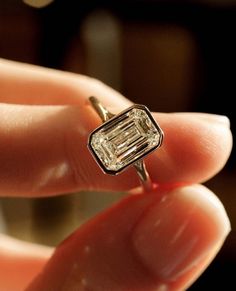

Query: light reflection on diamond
[89,106,163,173]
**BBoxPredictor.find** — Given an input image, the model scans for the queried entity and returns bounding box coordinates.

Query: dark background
[0,0,235,290]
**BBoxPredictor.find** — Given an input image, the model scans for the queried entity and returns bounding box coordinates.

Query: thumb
[26,185,230,291]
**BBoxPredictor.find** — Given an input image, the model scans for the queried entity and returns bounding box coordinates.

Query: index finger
[0,58,130,107]
[0,59,232,197]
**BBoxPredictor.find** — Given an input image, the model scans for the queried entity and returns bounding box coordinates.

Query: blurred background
[0,0,235,289]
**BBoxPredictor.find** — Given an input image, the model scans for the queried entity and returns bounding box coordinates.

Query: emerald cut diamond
[88,104,163,175]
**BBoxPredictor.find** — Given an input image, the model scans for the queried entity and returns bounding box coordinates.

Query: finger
[0,234,53,291]
[26,185,230,291]
[0,102,232,197]
[0,58,131,107]
[147,112,232,185]
[0,103,232,196]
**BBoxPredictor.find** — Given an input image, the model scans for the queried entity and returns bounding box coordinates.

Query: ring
[87,96,164,191]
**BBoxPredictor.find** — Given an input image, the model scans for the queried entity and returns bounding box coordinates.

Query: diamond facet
[88,104,163,174]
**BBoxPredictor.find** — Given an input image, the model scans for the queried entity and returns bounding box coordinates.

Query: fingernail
[132,185,230,282]
[195,113,230,127]
[173,112,230,127]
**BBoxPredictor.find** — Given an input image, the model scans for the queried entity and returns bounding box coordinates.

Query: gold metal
[133,160,153,192]
[89,96,115,122]
[89,96,153,192]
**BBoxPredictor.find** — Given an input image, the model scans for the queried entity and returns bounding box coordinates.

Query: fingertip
[176,184,231,236]
[132,184,230,288]
[149,113,233,184]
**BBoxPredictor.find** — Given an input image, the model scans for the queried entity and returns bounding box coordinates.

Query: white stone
[88,105,163,174]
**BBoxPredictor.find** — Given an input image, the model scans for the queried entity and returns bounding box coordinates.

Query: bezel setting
[88,104,163,175]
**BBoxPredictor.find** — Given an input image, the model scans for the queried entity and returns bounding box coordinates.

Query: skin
[0,58,233,291]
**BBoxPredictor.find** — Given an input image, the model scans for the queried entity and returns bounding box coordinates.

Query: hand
[0,58,232,291]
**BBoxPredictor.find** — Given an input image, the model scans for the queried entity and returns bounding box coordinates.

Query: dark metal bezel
[88,104,164,175]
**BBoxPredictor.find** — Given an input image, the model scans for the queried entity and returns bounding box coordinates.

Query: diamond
[88,104,163,174]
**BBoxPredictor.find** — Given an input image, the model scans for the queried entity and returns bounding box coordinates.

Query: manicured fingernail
[195,113,230,127]
[173,112,230,127]
[132,185,230,282]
